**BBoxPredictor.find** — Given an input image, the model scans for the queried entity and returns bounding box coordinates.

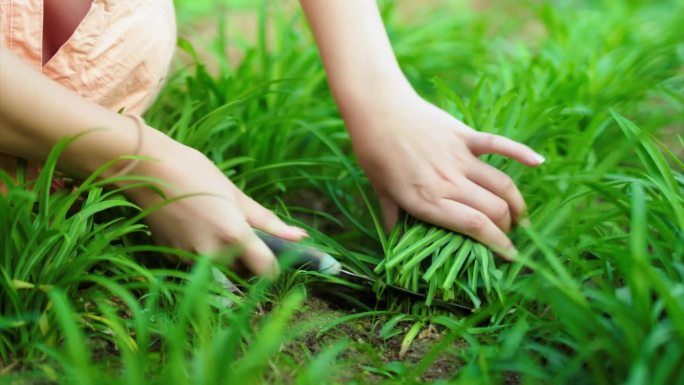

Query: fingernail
[506,247,519,261]
[531,153,546,165]
[289,226,309,238]
[519,217,532,228]
[494,246,519,261]
[492,246,518,261]
[266,263,281,281]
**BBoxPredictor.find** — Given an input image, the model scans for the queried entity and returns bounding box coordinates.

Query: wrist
[333,74,419,135]
[111,123,197,203]
[332,69,415,114]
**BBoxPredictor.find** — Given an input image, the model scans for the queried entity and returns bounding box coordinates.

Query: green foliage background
[1,0,683,384]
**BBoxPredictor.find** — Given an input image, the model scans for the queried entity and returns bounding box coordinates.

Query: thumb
[239,227,281,279]
[469,132,545,167]
[205,219,281,279]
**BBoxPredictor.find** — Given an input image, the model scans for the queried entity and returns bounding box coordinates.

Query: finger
[379,193,400,232]
[468,133,545,167]
[235,190,308,242]
[239,230,281,278]
[415,198,517,260]
[465,160,527,223]
[445,179,512,232]
[220,222,280,278]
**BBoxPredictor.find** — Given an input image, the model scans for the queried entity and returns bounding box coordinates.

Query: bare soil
[279,295,469,384]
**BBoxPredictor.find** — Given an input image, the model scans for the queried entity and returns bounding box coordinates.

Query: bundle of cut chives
[374,216,504,309]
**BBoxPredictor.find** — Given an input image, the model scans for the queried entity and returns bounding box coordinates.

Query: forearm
[0,47,176,180]
[300,0,415,127]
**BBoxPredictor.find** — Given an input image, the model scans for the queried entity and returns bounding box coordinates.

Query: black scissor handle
[255,230,341,274]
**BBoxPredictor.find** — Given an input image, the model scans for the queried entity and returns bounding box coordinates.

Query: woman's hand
[124,132,307,277]
[0,48,303,277]
[300,0,543,260]
[346,92,544,260]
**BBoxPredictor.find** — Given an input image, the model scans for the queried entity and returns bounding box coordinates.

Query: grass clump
[376,217,500,309]
[0,140,149,363]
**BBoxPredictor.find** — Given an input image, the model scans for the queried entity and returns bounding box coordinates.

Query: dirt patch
[279,294,468,383]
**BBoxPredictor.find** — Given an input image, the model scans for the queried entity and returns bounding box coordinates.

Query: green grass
[2,0,684,384]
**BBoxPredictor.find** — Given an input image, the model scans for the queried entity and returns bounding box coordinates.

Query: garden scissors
[255,230,473,313]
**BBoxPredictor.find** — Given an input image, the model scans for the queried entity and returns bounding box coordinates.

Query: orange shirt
[0,0,177,192]
[0,0,177,115]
